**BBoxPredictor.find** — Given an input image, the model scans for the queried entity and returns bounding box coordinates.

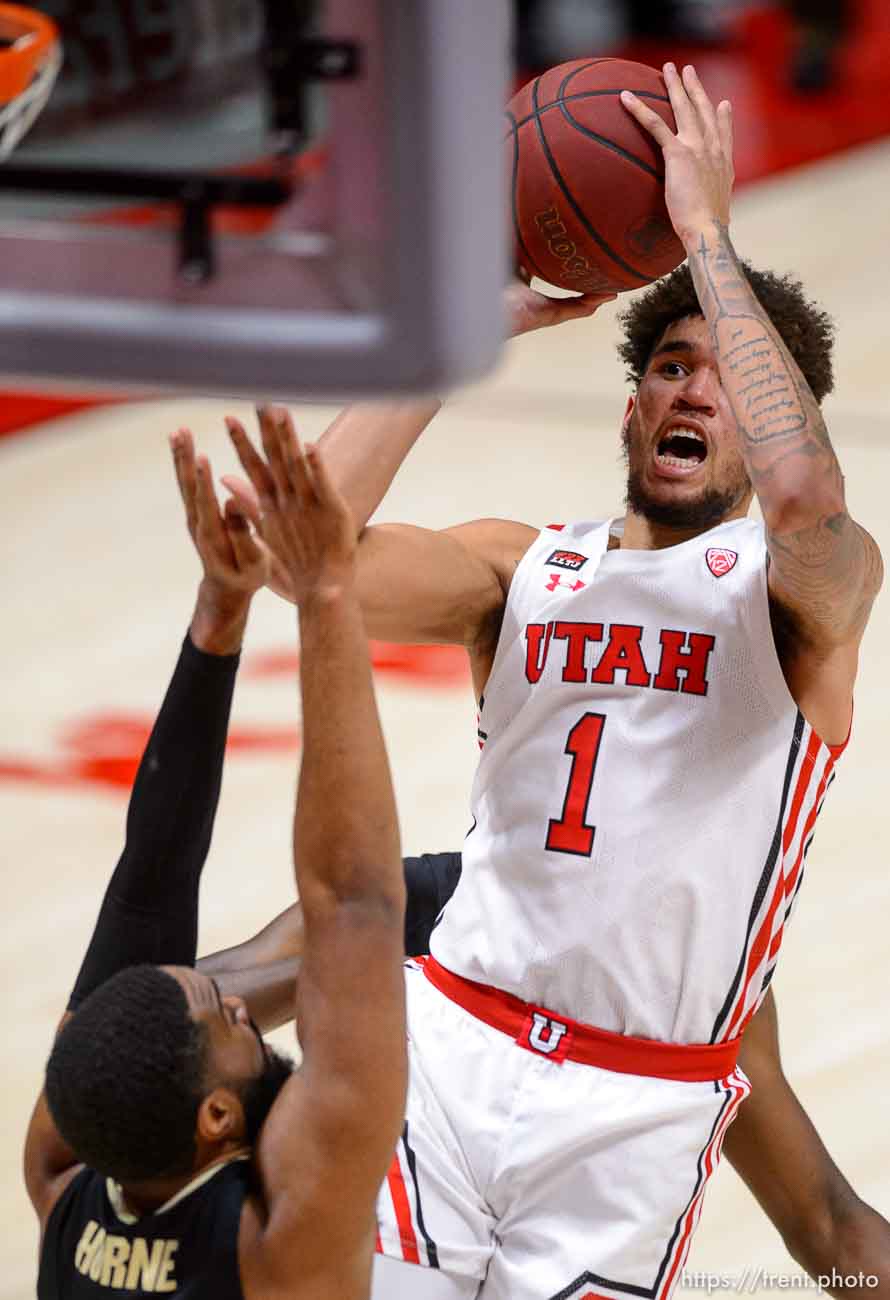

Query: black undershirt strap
[68,634,239,1009]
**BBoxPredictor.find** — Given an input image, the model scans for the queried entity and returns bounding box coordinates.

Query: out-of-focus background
[518,0,864,97]
[2,2,889,1297]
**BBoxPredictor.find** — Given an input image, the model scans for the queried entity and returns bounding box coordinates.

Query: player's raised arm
[622,65,882,738]
[24,429,269,1228]
[223,286,615,651]
[226,405,533,656]
[235,422,408,1299]
[224,285,613,547]
[730,991,890,1294]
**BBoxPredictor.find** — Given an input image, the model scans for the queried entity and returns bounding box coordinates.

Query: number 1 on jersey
[546,713,605,857]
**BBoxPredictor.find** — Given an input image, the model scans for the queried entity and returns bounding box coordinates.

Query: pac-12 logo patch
[546,549,588,572]
[706,547,738,578]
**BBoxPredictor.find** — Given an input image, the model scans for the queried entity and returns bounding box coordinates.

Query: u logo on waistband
[520,1011,570,1062]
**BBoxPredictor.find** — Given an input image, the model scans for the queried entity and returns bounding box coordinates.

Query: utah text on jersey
[525,621,716,695]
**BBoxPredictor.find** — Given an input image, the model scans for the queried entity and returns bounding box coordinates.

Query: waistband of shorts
[419,955,740,1082]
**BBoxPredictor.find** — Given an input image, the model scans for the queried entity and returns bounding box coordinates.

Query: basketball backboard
[0,0,511,398]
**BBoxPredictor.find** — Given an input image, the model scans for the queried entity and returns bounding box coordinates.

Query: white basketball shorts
[375,959,749,1300]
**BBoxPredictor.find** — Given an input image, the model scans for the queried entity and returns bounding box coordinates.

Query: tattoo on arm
[686,222,881,636]
[766,513,880,638]
[690,223,834,475]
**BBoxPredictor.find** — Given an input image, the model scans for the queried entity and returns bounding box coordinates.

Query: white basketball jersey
[431,516,842,1045]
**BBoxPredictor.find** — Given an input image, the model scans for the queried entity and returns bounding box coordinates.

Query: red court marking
[60,714,298,758]
[0,393,119,438]
[0,639,468,794]
[0,713,300,793]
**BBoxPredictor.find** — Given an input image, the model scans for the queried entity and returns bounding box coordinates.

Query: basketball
[505,58,685,296]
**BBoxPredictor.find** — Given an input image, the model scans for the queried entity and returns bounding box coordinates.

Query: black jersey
[38,1158,250,1299]
[402,852,462,956]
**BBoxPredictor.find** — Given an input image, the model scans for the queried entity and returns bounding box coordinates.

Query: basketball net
[0,3,61,160]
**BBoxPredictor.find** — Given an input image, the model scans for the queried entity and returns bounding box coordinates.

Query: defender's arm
[729,991,890,1293]
[201,851,465,1031]
[25,435,266,1228]
[238,431,406,1299]
[228,407,533,650]
[199,901,305,979]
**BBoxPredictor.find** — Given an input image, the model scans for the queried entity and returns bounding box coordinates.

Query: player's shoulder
[447,517,607,558]
[704,516,767,562]
[33,1163,90,1236]
[447,516,538,551]
[540,519,608,542]
[527,518,608,570]
[444,517,539,587]
[721,516,765,543]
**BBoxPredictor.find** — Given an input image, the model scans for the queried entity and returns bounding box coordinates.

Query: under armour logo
[546,573,585,594]
[519,1011,570,1062]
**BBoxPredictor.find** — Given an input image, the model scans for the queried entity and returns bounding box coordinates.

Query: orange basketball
[505,58,685,295]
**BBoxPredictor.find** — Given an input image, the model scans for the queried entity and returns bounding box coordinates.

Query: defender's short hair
[45,965,208,1182]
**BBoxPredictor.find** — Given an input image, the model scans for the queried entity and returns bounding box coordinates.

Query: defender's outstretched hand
[171,428,270,597]
[621,62,734,248]
[225,406,356,606]
[171,428,271,653]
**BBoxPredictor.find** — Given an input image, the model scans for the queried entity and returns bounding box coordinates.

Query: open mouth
[655,427,708,471]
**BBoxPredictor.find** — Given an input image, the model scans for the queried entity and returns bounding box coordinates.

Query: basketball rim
[0,3,61,160]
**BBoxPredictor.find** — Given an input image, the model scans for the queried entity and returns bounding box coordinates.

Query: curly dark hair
[616,261,836,404]
[45,965,208,1182]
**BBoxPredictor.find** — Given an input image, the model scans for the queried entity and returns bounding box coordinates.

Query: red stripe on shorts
[659,1071,748,1300]
[385,1150,421,1264]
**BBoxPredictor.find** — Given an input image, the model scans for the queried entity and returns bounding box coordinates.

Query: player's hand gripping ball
[505,58,685,296]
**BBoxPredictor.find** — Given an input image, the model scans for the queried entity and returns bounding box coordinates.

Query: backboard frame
[0,0,511,399]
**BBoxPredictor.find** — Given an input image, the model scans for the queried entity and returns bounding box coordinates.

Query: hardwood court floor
[3,140,889,1298]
